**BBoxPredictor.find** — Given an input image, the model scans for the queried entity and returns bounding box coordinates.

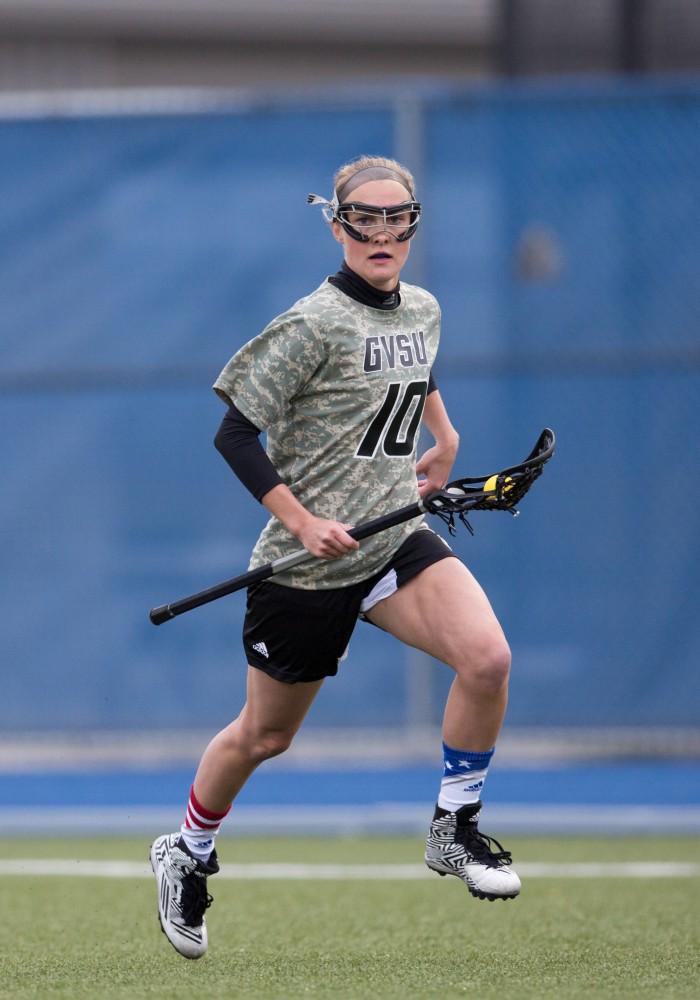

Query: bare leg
[365,558,511,750]
[150,666,322,960]
[193,667,323,812]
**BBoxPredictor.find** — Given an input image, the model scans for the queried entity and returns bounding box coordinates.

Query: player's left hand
[416,439,458,499]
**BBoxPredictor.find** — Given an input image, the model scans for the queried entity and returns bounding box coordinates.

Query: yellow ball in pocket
[484,474,514,500]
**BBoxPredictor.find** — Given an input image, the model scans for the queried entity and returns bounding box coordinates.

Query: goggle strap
[307,192,340,224]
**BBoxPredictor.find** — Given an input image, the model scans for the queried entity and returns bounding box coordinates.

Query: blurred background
[1,0,698,837]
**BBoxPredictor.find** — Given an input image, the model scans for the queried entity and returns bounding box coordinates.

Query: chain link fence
[1,78,698,750]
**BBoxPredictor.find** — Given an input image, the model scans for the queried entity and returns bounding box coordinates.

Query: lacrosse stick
[149,428,555,625]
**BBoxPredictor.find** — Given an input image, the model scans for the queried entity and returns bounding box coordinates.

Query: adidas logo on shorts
[252,641,269,658]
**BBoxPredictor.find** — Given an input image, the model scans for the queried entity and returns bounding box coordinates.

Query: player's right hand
[297,516,359,560]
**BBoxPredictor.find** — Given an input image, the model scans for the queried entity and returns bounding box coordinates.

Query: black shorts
[242,527,456,684]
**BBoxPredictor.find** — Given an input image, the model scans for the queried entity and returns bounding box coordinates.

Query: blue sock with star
[437,742,495,813]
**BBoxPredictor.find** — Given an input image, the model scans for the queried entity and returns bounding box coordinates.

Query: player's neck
[329,262,401,311]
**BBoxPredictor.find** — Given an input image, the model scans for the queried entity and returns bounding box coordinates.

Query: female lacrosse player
[151,155,520,960]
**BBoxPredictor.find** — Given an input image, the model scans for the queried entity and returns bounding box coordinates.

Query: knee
[243,726,295,764]
[457,637,511,696]
[218,717,296,765]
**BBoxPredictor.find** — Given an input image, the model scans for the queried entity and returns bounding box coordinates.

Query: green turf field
[2,837,699,999]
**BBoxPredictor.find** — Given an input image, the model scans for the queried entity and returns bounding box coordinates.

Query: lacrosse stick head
[424,428,556,534]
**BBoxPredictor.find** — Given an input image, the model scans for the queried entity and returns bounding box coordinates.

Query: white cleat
[150,833,218,959]
[425,802,521,901]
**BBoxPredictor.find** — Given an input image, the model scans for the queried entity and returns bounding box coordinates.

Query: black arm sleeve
[214,405,284,503]
[427,372,437,395]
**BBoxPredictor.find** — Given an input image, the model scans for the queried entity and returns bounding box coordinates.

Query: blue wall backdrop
[1,79,698,733]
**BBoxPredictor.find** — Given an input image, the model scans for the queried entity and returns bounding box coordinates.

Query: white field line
[0,860,698,880]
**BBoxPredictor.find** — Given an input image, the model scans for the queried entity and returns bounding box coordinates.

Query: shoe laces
[455,821,513,868]
[179,871,214,927]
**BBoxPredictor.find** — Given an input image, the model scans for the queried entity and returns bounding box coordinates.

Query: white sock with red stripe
[179,785,231,863]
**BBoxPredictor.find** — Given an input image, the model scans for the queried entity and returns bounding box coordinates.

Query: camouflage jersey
[213,278,441,588]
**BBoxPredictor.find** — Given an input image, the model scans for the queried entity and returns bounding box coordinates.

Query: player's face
[332,179,413,291]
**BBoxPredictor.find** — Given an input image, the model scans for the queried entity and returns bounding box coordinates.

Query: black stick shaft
[149,498,426,625]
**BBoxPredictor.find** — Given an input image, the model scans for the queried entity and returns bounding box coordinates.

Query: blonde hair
[333,156,416,201]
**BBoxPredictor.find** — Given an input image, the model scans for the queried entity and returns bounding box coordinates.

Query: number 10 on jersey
[355,380,428,459]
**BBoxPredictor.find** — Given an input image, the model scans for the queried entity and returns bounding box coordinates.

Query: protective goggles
[308,193,421,242]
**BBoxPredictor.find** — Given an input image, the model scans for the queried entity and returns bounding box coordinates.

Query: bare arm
[416,390,460,498]
[214,407,358,561]
[261,483,359,561]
